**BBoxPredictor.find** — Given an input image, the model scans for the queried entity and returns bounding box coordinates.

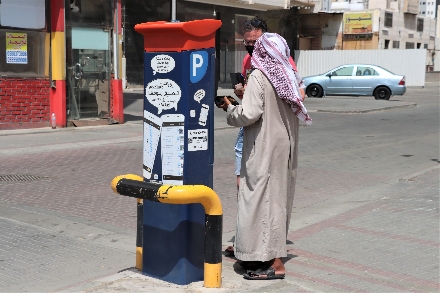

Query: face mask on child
[245,45,254,56]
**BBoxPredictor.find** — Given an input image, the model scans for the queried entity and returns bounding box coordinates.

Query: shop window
[66,0,112,26]
[417,18,424,31]
[393,41,400,48]
[0,0,49,77]
[385,12,393,27]
[0,0,45,29]
[0,29,49,77]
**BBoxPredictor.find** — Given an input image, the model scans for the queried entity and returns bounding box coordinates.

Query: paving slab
[55,166,438,293]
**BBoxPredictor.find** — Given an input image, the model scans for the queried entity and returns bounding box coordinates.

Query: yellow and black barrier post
[114,174,144,270]
[111,174,223,288]
[136,198,143,271]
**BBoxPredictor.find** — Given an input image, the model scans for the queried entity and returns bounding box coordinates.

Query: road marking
[399,165,439,182]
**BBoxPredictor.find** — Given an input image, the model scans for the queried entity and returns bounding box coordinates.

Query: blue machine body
[141,48,215,285]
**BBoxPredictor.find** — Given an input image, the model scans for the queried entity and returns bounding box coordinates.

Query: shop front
[0,0,50,129]
[65,0,113,121]
[0,0,123,129]
[56,0,124,126]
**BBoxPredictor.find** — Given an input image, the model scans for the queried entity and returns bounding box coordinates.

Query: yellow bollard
[111,174,223,288]
[111,174,144,271]
[136,198,143,271]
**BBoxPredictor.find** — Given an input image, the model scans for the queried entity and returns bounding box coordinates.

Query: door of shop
[66,27,110,120]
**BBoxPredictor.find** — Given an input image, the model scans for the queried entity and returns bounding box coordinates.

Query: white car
[303,64,406,100]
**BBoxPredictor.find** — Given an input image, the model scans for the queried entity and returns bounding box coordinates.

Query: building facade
[1,0,315,129]
[122,0,315,86]
[296,0,436,52]
[0,0,123,129]
[434,5,440,70]
[1,0,436,129]
[418,0,440,18]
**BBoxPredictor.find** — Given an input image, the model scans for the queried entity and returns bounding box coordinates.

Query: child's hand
[234,83,244,99]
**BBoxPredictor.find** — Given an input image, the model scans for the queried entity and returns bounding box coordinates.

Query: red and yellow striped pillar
[112,0,124,123]
[49,0,66,127]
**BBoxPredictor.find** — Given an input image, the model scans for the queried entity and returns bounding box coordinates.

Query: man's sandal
[224,246,235,257]
[243,267,285,280]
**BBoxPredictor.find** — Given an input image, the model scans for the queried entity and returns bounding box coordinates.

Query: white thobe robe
[226,69,299,262]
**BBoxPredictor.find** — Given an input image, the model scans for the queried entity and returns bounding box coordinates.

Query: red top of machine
[135,19,222,52]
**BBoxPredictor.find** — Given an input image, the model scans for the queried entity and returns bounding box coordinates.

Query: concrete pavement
[60,163,439,293]
[0,75,438,292]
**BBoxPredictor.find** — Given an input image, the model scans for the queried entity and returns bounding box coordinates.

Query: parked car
[303,64,406,100]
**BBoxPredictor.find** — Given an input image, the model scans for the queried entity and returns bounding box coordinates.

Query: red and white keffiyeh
[251,33,312,125]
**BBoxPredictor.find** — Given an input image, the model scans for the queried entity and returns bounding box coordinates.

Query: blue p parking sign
[190,51,208,83]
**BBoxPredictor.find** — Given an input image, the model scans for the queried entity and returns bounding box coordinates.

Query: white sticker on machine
[188,129,208,151]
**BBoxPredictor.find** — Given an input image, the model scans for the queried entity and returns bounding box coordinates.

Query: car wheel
[306,84,323,98]
[374,86,391,100]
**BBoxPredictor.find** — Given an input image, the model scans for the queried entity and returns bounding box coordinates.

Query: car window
[375,66,395,75]
[357,66,379,76]
[332,66,354,76]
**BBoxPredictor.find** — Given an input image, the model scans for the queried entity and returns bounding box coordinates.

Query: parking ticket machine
[135,19,222,285]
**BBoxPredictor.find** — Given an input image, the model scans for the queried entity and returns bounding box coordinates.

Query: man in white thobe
[223,33,312,280]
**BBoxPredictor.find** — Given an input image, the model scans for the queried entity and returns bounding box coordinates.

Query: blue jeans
[234,128,243,176]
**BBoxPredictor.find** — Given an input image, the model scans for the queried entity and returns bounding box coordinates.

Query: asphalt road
[0,73,438,292]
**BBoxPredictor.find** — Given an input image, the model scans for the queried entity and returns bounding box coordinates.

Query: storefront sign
[343,34,373,40]
[6,32,28,64]
[343,13,373,34]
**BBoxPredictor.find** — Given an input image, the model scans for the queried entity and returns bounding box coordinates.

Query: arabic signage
[343,13,373,35]
[6,32,28,64]
[343,34,372,40]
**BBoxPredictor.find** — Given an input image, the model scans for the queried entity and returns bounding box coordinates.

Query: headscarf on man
[251,33,312,125]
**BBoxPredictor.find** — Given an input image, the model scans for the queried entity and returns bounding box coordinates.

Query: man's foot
[243,267,285,280]
[224,246,234,257]
[243,258,285,280]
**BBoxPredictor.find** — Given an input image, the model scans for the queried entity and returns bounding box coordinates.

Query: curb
[399,165,439,182]
[316,103,417,114]
[0,122,141,137]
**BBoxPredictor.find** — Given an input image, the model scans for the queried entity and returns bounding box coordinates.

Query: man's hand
[300,88,305,102]
[222,96,232,106]
[220,97,230,111]
[214,96,231,112]
[234,83,245,99]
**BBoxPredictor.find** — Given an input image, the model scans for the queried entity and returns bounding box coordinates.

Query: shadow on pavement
[124,113,142,122]
[124,92,143,108]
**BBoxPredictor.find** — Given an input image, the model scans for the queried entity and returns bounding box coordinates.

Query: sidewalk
[60,165,439,293]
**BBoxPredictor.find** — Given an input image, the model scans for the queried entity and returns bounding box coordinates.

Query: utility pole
[171,0,176,21]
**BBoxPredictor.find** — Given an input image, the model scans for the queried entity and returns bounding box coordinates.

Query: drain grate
[0,175,49,182]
